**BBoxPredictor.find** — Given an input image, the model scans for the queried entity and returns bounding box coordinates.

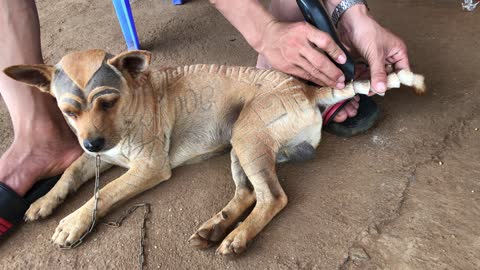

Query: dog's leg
[51,165,171,247]
[25,153,112,221]
[216,133,287,255]
[189,149,256,249]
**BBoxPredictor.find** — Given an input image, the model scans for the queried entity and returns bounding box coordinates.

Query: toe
[216,240,234,255]
[53,230,69,246]
[24,209,38,222]
[351,99,359,109]
[216,231,248,256]
[345,103,358,118]
[188,232,211,249]
[52,227,62,242]
[333,109,348,123]
[65,229,84,246]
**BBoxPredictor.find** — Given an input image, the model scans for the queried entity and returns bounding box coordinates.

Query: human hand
[338,6,410,95]
[257,20,348,88]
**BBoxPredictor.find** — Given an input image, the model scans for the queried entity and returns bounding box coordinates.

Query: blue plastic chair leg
[172,0,184,5]
[112,0,140,50]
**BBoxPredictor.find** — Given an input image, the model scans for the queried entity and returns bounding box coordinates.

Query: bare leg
[256,0,359,123]
[0,0,82,196]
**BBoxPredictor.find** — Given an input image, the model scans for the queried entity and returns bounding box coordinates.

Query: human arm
[210,0,348,88]
[324,0,410,94]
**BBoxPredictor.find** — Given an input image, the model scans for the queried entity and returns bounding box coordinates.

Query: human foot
[332,95,359,123]
[0,119,82,197]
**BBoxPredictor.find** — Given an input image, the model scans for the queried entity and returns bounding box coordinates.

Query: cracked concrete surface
[0,0,478,269]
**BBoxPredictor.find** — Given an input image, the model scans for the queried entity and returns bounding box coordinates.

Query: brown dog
[4,49,425,255]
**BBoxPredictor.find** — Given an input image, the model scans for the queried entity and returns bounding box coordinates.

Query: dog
[4,49,425,255]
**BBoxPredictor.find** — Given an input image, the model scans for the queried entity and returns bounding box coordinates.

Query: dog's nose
[83,137,105,152]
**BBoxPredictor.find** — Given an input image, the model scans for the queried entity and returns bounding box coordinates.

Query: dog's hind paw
[24,196,60,222]
[188,231,212,249]
[189,211,231,249]
[215,230,248,256]
[188,222,227,249]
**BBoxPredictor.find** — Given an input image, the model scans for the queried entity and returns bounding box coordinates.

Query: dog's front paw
[51,209,93,247]
[188,212,230,249]
[25,196,61,222]
[216,229,248,256]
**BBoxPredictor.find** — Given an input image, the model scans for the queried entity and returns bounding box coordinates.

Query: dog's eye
[101,100,116,110]
[64,111,77,118]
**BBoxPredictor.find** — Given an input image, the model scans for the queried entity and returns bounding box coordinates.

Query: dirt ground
[1,0,479,269]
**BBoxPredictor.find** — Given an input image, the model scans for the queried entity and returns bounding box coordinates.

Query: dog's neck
[115,71,172,157]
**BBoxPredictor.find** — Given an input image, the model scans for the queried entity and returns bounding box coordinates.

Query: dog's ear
[3,64,55,94]
[108,50,152,79]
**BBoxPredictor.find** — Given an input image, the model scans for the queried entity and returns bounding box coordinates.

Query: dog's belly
[168,115,233,168]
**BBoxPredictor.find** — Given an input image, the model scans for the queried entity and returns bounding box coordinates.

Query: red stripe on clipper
[0,224,8,233]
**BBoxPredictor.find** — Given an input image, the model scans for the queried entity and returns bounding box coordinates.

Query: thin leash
[60,154,150,270]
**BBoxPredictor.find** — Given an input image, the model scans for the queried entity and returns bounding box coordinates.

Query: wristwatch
[331,0,369,26]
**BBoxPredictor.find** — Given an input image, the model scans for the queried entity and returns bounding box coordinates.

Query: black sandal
[322,95,380,137]
[0,176,60,240]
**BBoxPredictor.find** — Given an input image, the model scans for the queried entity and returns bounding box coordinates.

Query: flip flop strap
[322,98,351,126]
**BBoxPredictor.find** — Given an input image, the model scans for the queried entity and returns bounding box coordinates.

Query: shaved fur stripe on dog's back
[157,64,294,91]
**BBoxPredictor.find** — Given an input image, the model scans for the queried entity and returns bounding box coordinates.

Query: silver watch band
[331,0,369,27]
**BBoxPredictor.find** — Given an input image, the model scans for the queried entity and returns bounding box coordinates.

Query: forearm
[322,0,371,31]
[210,0,275,51]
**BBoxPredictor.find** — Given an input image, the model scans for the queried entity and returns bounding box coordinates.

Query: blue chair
[112,0,183,50]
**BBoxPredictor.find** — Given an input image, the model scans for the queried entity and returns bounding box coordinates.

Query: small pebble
[349,247,370,261]
[474,128,478,131]
[439,161,443,165]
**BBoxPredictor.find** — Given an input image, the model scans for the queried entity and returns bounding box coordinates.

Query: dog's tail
[312,70,426,107]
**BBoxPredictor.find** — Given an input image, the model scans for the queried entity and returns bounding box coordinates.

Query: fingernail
[338,75,345,83]
[375,82,386,92]
[337,55,346,64]
[336,82,345,89]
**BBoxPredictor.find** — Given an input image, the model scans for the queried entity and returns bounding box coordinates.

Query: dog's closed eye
[64,110,77,118]
[89,88,120,111]
[99,98,117,111]
[59,102,80,119]
[94,95,119,111]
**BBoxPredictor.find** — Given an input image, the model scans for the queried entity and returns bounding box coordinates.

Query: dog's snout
[83,137,106,152]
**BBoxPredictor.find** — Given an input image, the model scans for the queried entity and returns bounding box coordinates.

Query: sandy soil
[1,0,479,269]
